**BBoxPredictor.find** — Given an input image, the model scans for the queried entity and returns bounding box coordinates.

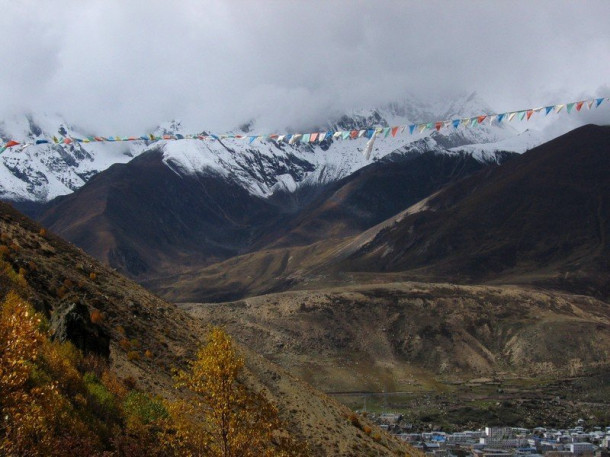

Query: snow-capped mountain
[0,113,149,201]
[0,93,546,203]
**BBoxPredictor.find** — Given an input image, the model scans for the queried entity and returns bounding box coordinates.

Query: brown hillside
[0,201,418,457]
[343,124,610,298]
[181,282,610,394]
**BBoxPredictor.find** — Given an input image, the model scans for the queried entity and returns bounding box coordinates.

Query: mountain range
[2,95,610,433]
[2,93,550,285]
[151,124,609,303]
[1,92,543,206]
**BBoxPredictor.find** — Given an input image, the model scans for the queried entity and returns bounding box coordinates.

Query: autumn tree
[166,326,304,457]
[0,291,100,456]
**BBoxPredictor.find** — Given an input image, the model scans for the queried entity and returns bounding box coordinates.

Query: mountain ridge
[1,92,541,205]
[151,124,610,303]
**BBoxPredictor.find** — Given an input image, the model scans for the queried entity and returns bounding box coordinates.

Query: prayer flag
[566,102,575,113]
[363,131,377,160]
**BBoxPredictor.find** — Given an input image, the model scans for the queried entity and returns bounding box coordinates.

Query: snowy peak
[0,113,148,202]
[1,94,548,203]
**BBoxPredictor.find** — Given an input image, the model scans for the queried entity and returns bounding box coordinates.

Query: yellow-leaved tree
[164,326,306,457]
[0,291,97,456]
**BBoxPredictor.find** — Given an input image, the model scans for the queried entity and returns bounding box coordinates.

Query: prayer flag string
[1,96,608,157]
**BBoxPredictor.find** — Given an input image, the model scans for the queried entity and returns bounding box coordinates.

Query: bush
[123,392,168,427]
[348,412,362,429]
[89,309,104,324]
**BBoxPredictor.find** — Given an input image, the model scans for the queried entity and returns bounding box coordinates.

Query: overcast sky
[1,0,609,136]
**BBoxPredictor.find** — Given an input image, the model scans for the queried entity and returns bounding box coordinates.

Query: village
[370,414,610,457]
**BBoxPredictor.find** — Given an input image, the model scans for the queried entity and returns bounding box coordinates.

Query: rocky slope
[181,282,610,392]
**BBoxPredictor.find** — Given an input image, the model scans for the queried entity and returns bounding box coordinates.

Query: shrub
[124,392,168,427]
[348,412,362,429]
[90,309,104,324]
[84,372,119,419]
[0,245,10,258]
[119,338,131,351]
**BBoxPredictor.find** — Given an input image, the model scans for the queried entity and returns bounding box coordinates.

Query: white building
[570,442,595,455]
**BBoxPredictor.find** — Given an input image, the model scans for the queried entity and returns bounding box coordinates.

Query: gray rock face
[51,300,110,358]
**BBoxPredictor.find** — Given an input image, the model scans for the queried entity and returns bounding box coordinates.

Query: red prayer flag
[576,101,584,111]
[310,132,318,142]
[526,110,533,120]
[477,115,486,124]
[391,126,399,137]
[435,122,442,131]
[350,130,358,139]
[5,140,20,148]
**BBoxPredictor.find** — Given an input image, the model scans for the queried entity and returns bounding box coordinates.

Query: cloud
[1,0,609,135]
